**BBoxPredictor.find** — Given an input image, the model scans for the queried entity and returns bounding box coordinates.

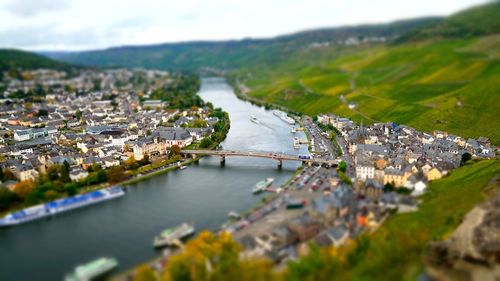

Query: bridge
[181,149,339,168]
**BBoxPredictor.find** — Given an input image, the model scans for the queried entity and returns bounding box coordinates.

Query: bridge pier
[277,159,282,169]
[220,155,226,166]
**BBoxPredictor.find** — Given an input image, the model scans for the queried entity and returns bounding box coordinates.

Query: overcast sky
[0,0,489,51]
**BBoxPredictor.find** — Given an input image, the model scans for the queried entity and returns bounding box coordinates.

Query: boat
[179,166,187,170]
[153,223,195,248]
[281,115,296,125]
[227,211,241,220]
[250,115,260,124]
[293,137,300,149]
[65,257,118,281]
[291,126,297,133]
[0,186,125,227]
[252,178,274,194]
[272,110,284,117]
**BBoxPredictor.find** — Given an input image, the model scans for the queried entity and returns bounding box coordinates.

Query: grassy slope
[239,35,500,143]
[286,160,500,281]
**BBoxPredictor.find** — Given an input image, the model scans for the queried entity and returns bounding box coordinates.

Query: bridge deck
[181,150,338,165]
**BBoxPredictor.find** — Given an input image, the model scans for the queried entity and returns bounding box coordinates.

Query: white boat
[227,211,241,219]
[153,223,195,248]
[291,126,297,133]
[65,257,118,281]
[179,166,187,170]
[250,115,260,124]
[253,178,274,194]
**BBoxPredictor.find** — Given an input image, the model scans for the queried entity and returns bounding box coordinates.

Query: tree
[0,166,4,181]
[75,110,82,120]
[61,161,71,183]
[64,182,79,196]
[124,156,138,170]
[169,145,181,157]
[36,109,48,116]
[47,165,60,181]
[162,231,241,281]
[199,137,212,148]
[133,265,158,281]
[0,188,18,210]
[461,152,472,165]
[106,166,125,183]
[338,161,347,173]
[13,180,35,199]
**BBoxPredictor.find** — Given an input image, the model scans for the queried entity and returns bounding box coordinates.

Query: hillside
[45,17,440,70]
[397,1,500,42]
[232,2,500,143]
[0,49,69,72]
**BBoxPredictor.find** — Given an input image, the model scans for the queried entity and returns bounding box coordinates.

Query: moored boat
[65,257,118,281]
[252,178,274,194]
[0,186,125,227]
[179,166,187,170]
[227,211,241,219]
[153,223,195,248]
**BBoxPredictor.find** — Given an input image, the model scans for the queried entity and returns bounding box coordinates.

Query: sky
[0,0,489,51]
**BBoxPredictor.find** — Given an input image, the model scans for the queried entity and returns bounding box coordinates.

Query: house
[102,156,120,168]
[383,168,408,187]
[426,167,443,181]
[69,168,89,181]
[156,128,193,147]
[14,163,39,181]
[411,181,427,196]
[356,160,374,180]
[143,100,166,109]
[315,226,349,247]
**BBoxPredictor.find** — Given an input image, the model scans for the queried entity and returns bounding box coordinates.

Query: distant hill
[0,49,70,73]
[396,1,500,42]
[45,17,441,71]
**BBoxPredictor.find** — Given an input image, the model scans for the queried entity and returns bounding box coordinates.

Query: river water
[0,78,307,281]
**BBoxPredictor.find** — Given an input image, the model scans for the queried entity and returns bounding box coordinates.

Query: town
[0,67,496,280]
[0,68,228,209]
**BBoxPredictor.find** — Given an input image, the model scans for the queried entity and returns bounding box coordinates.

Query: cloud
[4,0,69,18]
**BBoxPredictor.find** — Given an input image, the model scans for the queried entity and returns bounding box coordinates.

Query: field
[238,35,500,143]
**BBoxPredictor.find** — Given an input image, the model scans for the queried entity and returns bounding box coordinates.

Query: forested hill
[43,17,442,70]
[0,49,71,73]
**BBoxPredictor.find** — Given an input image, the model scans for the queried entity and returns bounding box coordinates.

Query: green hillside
[397,1,500,42]
[46,17,440,70]
[237,35,500,143]
[0,49,69,72]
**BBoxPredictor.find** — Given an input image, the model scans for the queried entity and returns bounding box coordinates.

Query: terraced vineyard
[238,35,500,143]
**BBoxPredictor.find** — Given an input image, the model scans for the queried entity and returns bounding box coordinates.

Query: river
[0,77,308,281]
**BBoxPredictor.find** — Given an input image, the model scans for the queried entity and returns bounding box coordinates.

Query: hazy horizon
[0,0,490,52]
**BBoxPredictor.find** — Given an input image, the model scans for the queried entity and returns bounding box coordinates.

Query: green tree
[0,188,18,210]
[338,161,347,173]
[106,166,125,183]
[61,161,71,183]
[199,137,212,148]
